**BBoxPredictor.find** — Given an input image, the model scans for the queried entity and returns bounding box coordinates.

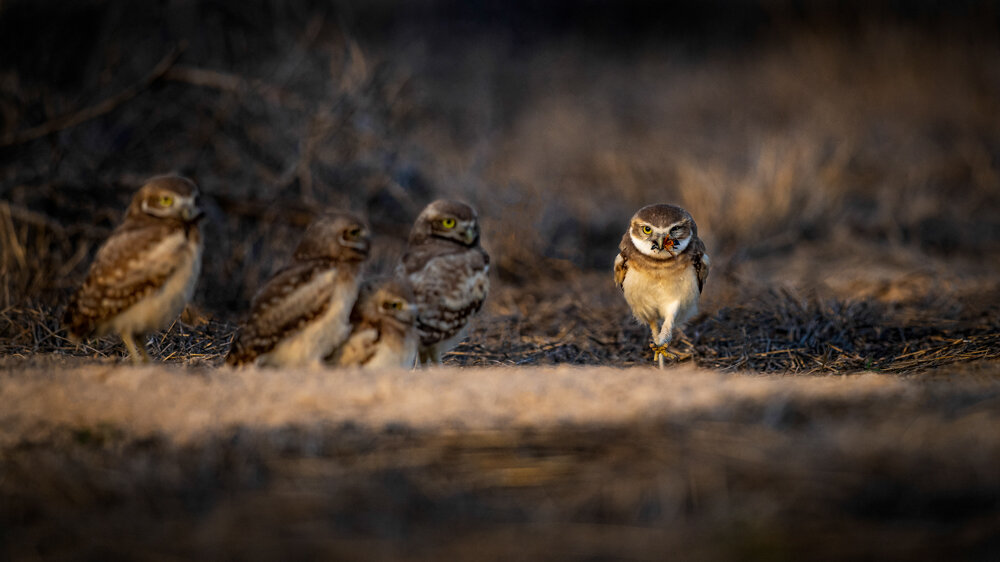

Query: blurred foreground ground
[2,363,1000,560]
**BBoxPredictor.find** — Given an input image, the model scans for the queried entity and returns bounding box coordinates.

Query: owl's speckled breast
[621,257,700,329]
[410,250,489,346]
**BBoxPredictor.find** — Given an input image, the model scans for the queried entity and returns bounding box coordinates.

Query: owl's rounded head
[295,212,371,262]
[358,277,416,326]
[409,199,480,247]
[129,175,202,223]
[628,204,698,259]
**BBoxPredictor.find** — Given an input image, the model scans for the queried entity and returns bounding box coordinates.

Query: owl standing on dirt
[328,277,418,369]
[614,204,710,368]
[63,175,204,363]
[225,212,370,368]
[397,200,489,365]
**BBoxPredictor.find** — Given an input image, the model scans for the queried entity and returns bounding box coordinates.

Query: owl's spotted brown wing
[405,248,489,347]
[63,222,187,338]
[687,236,710,293]
[331,326,380,367]
[613,231,633,291]
[614,253,628,290]
[225,259,337,366]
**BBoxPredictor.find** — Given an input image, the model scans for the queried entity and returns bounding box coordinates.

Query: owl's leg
[647,322,666,368]
[138,334,153,362]
[120,332,147,364]
[139,343,152,362]
[648,322,660,341]
[650,303,680,368]
[648,328,675,368]
[417,345,440,367]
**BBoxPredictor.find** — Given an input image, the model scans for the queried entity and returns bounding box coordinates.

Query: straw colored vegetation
[1,1,999,559]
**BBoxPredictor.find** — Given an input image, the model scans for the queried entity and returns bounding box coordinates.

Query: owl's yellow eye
[440,218,456,229]
[346,227,362,239]
[159,196,174,207]
[642,225,652,235]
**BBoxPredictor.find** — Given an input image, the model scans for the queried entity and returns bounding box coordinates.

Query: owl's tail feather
[224,333,255,367]
[61,298,94,343]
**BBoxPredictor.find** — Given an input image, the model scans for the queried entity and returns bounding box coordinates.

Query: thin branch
[164,65,307,109]
[0,46,184,148]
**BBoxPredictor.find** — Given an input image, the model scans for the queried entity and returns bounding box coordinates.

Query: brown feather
[225,212,370,367]
[63,221,191,338]
[688,237,710,293]
[225,259,340,366]
[613,252,628,291]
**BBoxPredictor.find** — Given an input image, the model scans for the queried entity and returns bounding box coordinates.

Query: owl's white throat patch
[671,235,691,254]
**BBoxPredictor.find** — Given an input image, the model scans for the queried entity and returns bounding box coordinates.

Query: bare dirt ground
[3,363,1000,560]
[2,1,1000,559]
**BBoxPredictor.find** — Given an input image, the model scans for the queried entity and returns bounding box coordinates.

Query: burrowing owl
[614,204,710,368]
[327,277,418,369]
[63,175,204,363]
[397,200,489,365]
[225,212,370,368]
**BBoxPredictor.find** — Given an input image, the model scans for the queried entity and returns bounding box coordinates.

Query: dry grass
[4,272,998,374]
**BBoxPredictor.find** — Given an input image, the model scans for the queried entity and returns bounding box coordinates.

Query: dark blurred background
[1,0,999,318]
[3,4,1000,558]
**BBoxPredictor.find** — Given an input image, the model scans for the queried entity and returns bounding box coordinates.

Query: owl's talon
[649,343,677,362]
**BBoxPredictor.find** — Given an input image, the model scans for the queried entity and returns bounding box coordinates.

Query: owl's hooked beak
[402,303,417,323]
[464,229,477,245]
[179,197,204,222]
[182,206,205,222]
[346,237,371,257]
[651,236,675,253]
